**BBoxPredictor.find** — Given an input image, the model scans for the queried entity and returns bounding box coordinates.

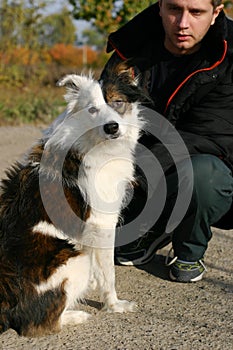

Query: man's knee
[191,155,233,193]
[191,155,233,215]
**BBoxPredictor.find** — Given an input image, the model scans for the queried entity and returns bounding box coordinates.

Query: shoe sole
[116,233,172,266]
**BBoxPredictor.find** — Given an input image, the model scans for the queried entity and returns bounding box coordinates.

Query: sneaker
[115,231,172,266]
[168,257,207,282]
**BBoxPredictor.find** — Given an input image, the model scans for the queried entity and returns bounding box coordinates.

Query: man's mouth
[176,34,191,41]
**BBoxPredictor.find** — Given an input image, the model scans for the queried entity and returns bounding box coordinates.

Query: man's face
[159,0,224,55]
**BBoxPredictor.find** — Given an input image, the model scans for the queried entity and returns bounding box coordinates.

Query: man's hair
[212,0,222,7]
[159,0,223,8]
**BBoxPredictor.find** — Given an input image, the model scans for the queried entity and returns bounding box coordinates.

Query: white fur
[33,221,72,242]
[36,74,142,323]
[35,251,90,310]
[44,75,143,155]
[61,310,90,326]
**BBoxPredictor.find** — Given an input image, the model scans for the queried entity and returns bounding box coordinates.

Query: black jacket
[101,3,233,229]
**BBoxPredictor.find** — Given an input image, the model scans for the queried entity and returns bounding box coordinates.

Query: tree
[82,27,105,50]
[0,1,77,49]
[224,0,233,17]
[0,0,24,49]
[39,7,77,47]
[19,1,45,48]
[68,0,155,35]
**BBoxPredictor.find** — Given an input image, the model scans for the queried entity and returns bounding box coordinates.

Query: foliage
[39,7,77,47]
[49,43,98,67]
[82,27,105,50]
[0,85,65,125]
[224,0,233,17]
[0,0,103,87]
[68,0,155,35]
[0,0,232,125]
[0,1,77,48]
[68,0,233,35]
[0,44,103,86]
[0,0,46,51]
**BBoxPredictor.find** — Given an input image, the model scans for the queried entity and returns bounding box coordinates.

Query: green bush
[0,85,66,126]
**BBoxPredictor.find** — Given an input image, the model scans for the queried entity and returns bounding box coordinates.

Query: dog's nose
[103,122,119,135]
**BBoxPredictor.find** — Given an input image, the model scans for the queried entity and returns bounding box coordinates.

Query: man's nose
[177,11,189,29]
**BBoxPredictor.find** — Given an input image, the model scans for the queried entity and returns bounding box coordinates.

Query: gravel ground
[0,126,232,350]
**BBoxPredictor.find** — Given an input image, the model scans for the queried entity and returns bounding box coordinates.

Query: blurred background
[0,0,232,126]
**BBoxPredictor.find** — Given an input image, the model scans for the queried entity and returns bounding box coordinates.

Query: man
[100,0,233,282]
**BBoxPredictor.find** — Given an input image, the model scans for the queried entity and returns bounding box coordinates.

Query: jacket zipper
[164,40,228,115]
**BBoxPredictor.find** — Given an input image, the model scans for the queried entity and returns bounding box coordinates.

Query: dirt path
[0,126,232,350]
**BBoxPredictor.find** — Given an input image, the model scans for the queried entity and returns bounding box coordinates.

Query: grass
[0,84,66,126]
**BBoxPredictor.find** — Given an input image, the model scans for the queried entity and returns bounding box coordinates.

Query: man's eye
[168,5,181,12]
[191,10,201,16]
[109,101,127,114]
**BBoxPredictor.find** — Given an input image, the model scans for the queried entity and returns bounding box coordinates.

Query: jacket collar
[106,2,233,64]
[106,3,162,57]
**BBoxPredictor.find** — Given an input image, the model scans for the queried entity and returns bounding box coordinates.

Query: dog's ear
[103,60,153,106]
[114,61,134,76]
[57,75,80,92]
[112,61,136,84]
[56,75,83,111]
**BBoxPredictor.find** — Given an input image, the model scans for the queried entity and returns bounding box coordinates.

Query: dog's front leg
[93,248,137,313]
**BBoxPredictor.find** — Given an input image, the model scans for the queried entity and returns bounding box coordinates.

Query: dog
[0,63,148,337]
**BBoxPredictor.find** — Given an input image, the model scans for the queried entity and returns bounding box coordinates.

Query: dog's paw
[61,310,91,325]
[103,299,137,313]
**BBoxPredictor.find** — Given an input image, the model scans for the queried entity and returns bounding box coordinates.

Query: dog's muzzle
[103,122,119,138]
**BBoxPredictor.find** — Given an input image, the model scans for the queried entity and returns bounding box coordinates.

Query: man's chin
[171,41,200,55]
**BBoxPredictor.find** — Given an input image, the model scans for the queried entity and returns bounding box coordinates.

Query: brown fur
[0,140,87,336]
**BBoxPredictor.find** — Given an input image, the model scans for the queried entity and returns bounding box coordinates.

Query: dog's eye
[109,101,127,115]
[88,106,99,114]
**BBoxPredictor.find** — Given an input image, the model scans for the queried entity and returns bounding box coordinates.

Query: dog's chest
[79,153,134,208]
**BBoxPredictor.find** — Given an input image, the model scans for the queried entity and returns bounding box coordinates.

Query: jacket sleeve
[175,70,233,171]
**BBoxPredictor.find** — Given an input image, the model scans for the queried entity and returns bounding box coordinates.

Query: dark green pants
[123,154,233,261]
[169,155,233,261]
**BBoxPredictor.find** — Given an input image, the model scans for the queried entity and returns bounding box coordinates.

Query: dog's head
[48,65,147,154]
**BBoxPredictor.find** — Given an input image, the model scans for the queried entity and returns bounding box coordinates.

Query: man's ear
[211,4,224,25]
